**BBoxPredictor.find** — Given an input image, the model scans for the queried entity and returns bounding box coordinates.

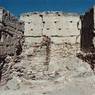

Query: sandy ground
[0,75,95,95]
[0,45,95,95]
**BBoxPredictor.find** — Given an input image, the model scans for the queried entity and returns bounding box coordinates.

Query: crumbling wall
[19,12,81,78]
[9,41,79,80]
[80,7,95,52]
[0,7,24,84]
[0,7,24,57]
[0,7,94,84]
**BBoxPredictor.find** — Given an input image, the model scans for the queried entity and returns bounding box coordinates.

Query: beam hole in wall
[58,14,61,16]
[54,21,57,23]
[26,14,29,17]
[39,14,43,18]
[46,28,50,30]
[31,28,33,31]
[28,22,31,24]
[70,21,73,23]
[58,28,61,30]
[43,21,45,24]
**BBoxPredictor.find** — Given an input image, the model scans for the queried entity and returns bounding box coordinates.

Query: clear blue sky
[0,0,94,16]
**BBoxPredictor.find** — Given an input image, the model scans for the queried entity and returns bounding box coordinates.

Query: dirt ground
[0,44,95,95]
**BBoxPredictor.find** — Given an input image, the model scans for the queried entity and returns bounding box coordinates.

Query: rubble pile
[0,7,24,58]
[0,7,24,85]
[0,42,93,85]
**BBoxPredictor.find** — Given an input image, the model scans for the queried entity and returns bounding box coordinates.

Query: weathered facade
[20,12,81,74]
[20,12,80,45]
[0,7,24,58]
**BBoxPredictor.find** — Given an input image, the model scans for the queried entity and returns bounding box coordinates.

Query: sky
[0,0,94,16]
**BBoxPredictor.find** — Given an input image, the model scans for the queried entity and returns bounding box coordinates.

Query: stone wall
[20,12,80,45]
[0,7,24,57]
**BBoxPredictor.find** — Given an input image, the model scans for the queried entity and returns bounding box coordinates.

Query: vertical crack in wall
[44,41,51,71]
[39,14,44,36]
[40,35,51,73]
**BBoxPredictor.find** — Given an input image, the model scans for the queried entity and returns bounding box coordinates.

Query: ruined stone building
[0,6,95,83]
[20,6,95,53]
[0,7,24,59]
[0,6,94,61]
[20,11,82,72]
[20,12,80,45]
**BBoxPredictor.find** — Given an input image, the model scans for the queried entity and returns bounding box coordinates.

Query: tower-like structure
[20,12,80,45]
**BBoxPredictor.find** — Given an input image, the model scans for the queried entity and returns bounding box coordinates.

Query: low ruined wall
[22,41,80,79]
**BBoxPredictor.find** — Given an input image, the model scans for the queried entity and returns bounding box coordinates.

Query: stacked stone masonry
[20,12,81,45]
[0,7,24,58]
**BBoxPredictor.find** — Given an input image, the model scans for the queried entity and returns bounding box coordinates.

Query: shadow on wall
[77,7,95,71]
[77,52,95,71]
[80,8,95,53]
